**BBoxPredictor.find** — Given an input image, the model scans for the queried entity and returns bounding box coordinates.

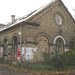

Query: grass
[27,64,57,71]
[0,58,75,75]
[0,58,75,72]
[0,58,12,65]
[65,66,75,70]
[0,59,56,71]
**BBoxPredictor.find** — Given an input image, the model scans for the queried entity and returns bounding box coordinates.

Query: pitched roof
[0,0,74,32]
[0,23,5,26]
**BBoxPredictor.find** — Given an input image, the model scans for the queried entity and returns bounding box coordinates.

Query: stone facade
[0,0,75,63]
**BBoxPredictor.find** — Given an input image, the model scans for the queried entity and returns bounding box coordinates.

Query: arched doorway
[13,36,18,57]
[56,38,63,55]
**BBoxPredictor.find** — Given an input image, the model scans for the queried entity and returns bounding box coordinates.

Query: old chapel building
[0,0,75,63]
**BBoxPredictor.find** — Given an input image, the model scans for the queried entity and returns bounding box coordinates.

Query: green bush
[62,50,75,66]
[27,64,56,71]
[41,52,51,64]
[51,55,65,70]
[51,50,75,70]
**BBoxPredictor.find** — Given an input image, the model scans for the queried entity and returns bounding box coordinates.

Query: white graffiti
[21,47,37,61]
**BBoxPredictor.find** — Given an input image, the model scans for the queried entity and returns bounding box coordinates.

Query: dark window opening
[56,38,63,55]
[69,40,75,50]
[13,36,18,57]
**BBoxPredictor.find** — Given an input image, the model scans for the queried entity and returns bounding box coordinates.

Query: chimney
[11,15,15,22]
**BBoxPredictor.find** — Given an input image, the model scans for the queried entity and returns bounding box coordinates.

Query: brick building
[0,0,75,63]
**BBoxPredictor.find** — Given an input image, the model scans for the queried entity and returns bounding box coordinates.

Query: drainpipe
[20,23,23,63]
[18,23,23,63]
[20,23,22,49]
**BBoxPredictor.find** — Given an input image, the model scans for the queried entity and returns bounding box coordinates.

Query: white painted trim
[53,35,66,45]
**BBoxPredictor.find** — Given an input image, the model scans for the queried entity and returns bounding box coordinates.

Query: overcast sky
[0,0,75,24]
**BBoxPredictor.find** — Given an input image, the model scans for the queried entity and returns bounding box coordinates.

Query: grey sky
[0,0,75,24]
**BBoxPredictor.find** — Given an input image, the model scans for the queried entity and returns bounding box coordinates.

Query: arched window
[38,36,48,52]
[13,36,18,57]
[56,38,63,55]
[37,35,49,61]
[69,40,75,50]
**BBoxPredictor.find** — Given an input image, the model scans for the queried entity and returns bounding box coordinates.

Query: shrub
[51,55,65,70]
[27,64,56,71]
[62,50,75,66]
[51,50,75,70]
[41,52,51,64]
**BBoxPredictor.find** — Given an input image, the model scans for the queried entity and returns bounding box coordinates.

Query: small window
[69,40,75,50]
[4,38,8,44]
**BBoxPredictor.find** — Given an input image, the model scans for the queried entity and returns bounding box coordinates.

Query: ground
[0,65,75,75]
[0,65,33,75]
